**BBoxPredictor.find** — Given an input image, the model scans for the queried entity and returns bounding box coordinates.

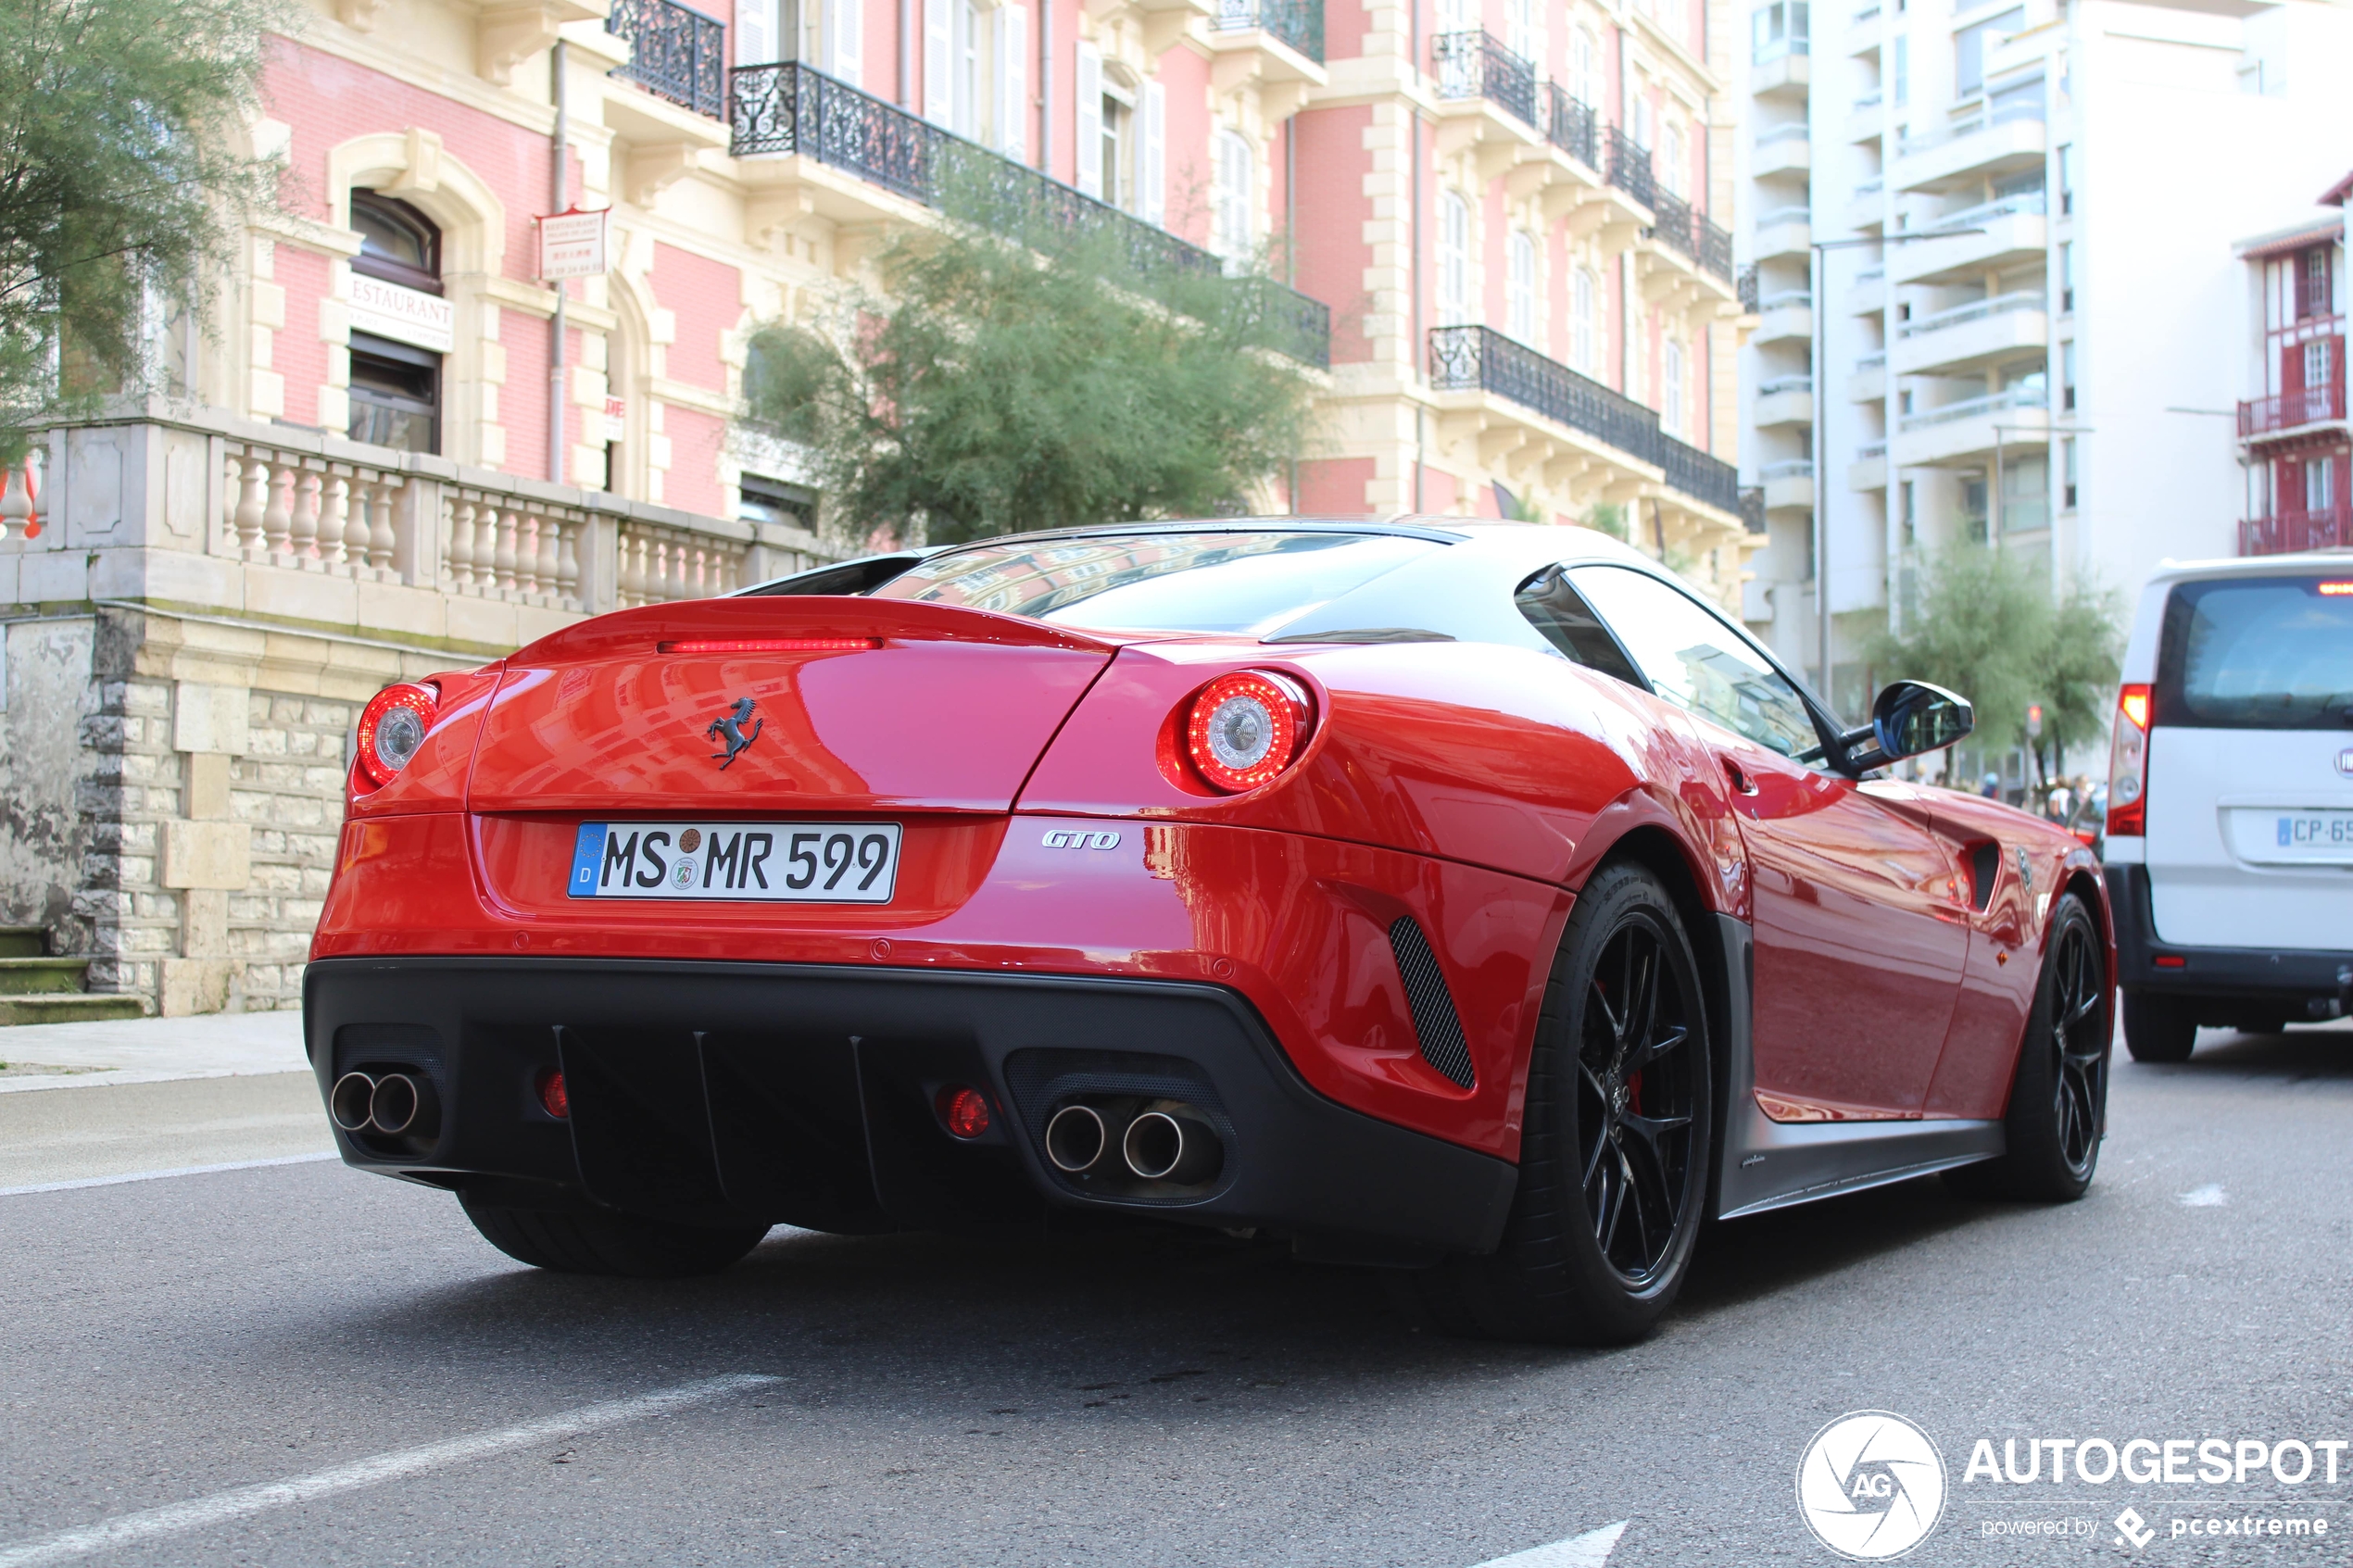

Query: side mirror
[1842,680,1975,771]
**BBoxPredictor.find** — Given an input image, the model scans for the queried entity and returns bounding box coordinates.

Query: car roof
[2140,551,2353,587]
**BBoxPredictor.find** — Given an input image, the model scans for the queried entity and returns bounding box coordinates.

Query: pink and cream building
[0,0,1750,1017]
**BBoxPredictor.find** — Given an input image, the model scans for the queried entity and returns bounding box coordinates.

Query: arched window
[1438,191,1471,327]
[1506,230,1538,345]
[346,190,444,454]
[1212,129,1253,270]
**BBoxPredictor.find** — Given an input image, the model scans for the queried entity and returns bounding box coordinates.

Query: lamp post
[1807,226,1982,699]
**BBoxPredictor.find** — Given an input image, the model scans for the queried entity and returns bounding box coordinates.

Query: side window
[1567,565,1821,758]
[1515,568,1645,688]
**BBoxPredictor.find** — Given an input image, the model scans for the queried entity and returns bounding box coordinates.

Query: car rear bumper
[303,957,1518,1263]
[2103,864,2353,1017]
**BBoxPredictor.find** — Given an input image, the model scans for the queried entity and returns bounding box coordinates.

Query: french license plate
[2273,810,2353,853]
[567,822,902,902]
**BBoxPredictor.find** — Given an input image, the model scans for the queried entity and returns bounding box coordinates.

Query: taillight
[1184,671,1311,793]
[935,1085,990,1139]
[355,682,440,788]
[2106,682,2151,837]
[536,1068,570,1119]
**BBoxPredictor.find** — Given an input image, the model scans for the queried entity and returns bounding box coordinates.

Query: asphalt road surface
[2,1024,2347,1568]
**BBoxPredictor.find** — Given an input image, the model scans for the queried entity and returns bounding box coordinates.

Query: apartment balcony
[1754,290,1813,345]
[1891,291,2046,377]
[1893,104,2046,194]
[1755,123,1811,180]
[1210,0,1329,113]
[1755,374,1813,427]
[1737,265,1760,314]
[1740,486,1768,534]
[728,63,1331,368]
[608,0,726,119]
[2239,375,2346,442]
[1214,0,1324,63]
[1427,325,1740,526]
[1760,458,1815,511]
[2243,496,2353,556]
[1892,386,2047,466]
[1843,178,1884,233]
[1891,191,2047,285]
[1753,49,1811,99]
[1430,32,1623,232]
[1755,205,1811,262]
[1843,265,1885,318]
[1844,91,1884,146]
[1848,353,1885,402]
[1849,440,1888,491]
[1431,31,1541,149]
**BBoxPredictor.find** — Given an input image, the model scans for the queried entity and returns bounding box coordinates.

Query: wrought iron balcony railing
[1428,325,1736,517]
[1696,215,1733,281]
[1606,126,1655,211]
[1649,190,1696,260]
[2239,378,2345,438]
[608,0,726,119]
[1739,487,1768,534]
[2242,496,2352,556]
[729,62,1332,368]
[1214,0,1325,64]
[1544,82,1597,168]
[1737,265,1759,313]
[1432,31,1538,129]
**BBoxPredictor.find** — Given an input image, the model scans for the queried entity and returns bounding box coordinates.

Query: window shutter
[1075,42,1103,196]
[735,0,772,66]
[1141,80,1166,226]
[995,6,1028,157]
[924,0,951,122]
[829,0,862,84]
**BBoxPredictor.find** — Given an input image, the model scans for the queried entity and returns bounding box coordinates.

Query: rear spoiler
[509,596,1125,664]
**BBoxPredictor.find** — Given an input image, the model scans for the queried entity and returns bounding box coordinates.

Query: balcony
[1849,440,1887,491]
[1741,486,1768,534]
[1891,290,2046,377]
[1754,289,1813,345]
[1755,122,1811,179]
[1213,0,1324,64]
[1844,177,1883,232]
[1433,31,1538,129]
[1760,458,1815,510]
[1756,374,1813,427]
[1891,190,2047,285]
[2243,497,2353,556]
[1753,49,1811,99]
[1844,90,1883,145]
[1737,265,1760,314]
[1755,204,1811,261]
[1543,83,1599,169]
[1894,103,2045,194]
[2240,377,2346,440]
[1843,264,1884,317]
[1606,126,1655,213]
[608,0,726,119]
[1428,324,1738,518]
[729,63,1330,367]
[1893,385,2046,465]
[1848,352,1885,402]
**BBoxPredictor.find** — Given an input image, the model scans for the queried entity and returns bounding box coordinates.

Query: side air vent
[1968,842,2000,911]
[1388,917,1476,1089]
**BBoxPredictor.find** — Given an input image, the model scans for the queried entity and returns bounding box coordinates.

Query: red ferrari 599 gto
[308,521,2114,1343]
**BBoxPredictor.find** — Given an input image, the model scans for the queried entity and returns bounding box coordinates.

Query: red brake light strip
[659,637,884,653]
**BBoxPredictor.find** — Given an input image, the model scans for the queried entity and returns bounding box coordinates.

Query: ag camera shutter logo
[1797,1411,1948,1560]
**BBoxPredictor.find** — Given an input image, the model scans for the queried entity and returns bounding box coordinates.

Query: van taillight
[2107,683,2151,837]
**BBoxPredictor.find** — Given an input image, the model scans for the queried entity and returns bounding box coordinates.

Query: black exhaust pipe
[367,1073,440,1139]
[329,1073,376,1134]
[1121,1101,1222,1185]
[1044,1104,1109,1173]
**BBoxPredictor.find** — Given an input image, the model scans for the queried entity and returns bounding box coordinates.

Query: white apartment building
[1735,0,2353,725]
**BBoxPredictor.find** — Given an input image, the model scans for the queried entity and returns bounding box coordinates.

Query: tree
[0,0,282,459]
[738,167,1317,545]
[1869,540,2123,790]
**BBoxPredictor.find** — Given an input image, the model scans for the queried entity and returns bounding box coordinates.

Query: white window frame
[1074,42,1104,198]
[1506,230,1537,345]
[993,6,1028,158]
[1662,336,1684,434]
[1438,191,1472,327]
[1572,266,1596,371]
[1140,80,1166,224]
[826,0,861,85]
[1211,127,1252,267]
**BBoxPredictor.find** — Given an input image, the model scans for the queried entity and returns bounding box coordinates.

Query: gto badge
[1041,829,1122,850]
[704,696,762,771]
[2016,846,2033,890]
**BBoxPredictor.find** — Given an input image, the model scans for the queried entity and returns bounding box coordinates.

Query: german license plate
[2272,810,2353,854]
[567,822,902,902]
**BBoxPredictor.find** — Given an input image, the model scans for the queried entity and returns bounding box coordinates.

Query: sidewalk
[0,1010,308,1094]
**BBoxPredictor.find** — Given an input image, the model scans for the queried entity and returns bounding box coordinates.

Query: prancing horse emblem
[705,697,762,770]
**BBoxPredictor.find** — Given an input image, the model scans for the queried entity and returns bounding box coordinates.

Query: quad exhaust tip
[1044,1097,1223,1185]
[329,1071,440,1140]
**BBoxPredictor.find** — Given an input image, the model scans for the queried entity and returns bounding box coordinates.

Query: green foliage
[1582,500,1629,542]
[1869,540,2124,775]
[0,0,283,458]
[739,160,1316,545]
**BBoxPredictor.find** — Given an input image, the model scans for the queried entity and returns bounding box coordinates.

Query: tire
[1410,862,1714,1345]
[2120,989,2197,1063]
[459,1195,771,1278]
[1947,894,2111,1202]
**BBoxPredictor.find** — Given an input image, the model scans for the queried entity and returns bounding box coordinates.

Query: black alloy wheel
[1576,917,1702,1287]
[1948,892,2110,1202]
[1404,861,1714,1345]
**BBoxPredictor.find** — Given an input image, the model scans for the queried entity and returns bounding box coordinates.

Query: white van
[2106,555,2353,1060]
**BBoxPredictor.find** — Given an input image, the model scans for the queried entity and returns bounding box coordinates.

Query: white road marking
[0,1152,339,1198]
[1471,1521,1629,1567]
[2177,1184,2228,1207]
[0,1374,781,1567]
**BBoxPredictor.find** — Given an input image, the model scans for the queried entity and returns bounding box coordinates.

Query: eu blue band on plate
[571,822,608,894]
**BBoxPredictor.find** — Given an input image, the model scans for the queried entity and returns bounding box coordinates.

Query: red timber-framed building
[2238,169,2349,556]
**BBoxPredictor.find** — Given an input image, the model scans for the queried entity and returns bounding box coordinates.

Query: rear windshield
[2157,576,2353,729]
[869,531,1441,633]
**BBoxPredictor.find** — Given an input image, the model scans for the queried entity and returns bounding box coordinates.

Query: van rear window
[2157,576,2353,729]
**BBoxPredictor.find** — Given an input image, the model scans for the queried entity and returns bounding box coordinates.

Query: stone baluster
[232,454,269,560]
[367,479,399,579]
[557,520,581,608]
[623,532,649,607]
[446,498,477,593]
[342,474,372,576]
[511,515,539,599]
[0,463,30,541]
[535,514,562,606]
[318,474,350,572]
[261,460,296,565]
[494,508,521,595]
[287,470,321,568]
[666,537,689,602]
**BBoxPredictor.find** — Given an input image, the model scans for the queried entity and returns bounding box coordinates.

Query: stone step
[0,927,48,960]
[0,994,147,1026]
[0,957,91,997]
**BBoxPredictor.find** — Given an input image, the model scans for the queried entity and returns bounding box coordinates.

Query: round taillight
[936,1084,990,1140]
[1185,671,1310,793]
[536,1068,570,1120]
[356,683,439,787]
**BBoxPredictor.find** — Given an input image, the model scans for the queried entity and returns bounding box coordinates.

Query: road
[1,1024,2347,1567]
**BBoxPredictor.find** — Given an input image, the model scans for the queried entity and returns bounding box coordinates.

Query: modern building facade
[1735,0,2353,721]
[0,0,1751,1015]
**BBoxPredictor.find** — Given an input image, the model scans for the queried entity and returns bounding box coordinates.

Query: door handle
[1722,758,1759,797]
